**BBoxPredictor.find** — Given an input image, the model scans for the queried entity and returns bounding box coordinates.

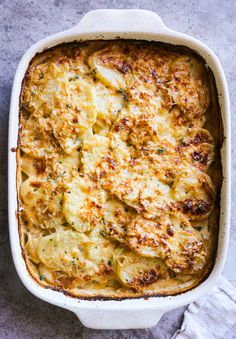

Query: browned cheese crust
[17,40,222,299]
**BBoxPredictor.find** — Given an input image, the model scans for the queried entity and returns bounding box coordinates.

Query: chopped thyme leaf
[74,137,81,144]
[31,86,37,96]
[69,74,80,81]
[113,102,125,115]
[198,204,203,210]
[117,88,128,101]
[108,259,112,266]
[157,148,166,154]
[39,274,45,281]
[100,230,107,237]
[57,170,66,178]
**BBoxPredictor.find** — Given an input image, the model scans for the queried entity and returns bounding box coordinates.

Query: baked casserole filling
[17,41,221,298]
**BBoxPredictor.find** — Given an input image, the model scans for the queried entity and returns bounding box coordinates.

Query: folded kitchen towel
[172,276,236,339]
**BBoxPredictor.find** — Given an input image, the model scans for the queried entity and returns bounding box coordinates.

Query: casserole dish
[8,9,230,329]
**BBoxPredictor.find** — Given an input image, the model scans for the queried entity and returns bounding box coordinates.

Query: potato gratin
[17,41,222,298]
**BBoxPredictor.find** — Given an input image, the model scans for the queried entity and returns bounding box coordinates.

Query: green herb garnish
[157,148,166,154]
[57,170,66,178]
[117,88,128,101]
[69,74,80,81]
[100,230,107,237]
[74,137,81,144]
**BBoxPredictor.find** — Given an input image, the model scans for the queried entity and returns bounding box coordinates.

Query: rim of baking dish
[8,9,231,312]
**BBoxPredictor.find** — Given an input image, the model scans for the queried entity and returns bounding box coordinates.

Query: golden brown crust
[17,40,222,299]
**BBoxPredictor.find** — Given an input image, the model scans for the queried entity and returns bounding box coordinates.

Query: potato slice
[87,225,115,267]
[88,48,126,90]
[126,213,206,274]
[63,174,106,232]
[20,177,65,229]
[20,114,56,158]
[176,128,215,171]
[81,134,110,174]
[103,195,135,243]
[37,230,98,277]
[171,166,215,220]
[25,235,40,264]
[167,56,210,118]
[21,153,44,178]
[112,247,167,290]
[94,83,124,122]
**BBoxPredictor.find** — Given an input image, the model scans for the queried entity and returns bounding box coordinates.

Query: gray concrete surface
[0,0,235,338]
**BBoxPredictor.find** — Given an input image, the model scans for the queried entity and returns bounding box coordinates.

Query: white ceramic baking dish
[8,9,231,330]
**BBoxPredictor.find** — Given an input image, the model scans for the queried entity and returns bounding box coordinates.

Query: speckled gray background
[0,0,235,338]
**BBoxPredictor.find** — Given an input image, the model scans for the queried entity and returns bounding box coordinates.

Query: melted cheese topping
[18,40,220,298]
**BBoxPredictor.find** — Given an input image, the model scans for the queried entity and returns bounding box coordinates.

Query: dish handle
[73,308,165,330]
[72,9,168,34]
